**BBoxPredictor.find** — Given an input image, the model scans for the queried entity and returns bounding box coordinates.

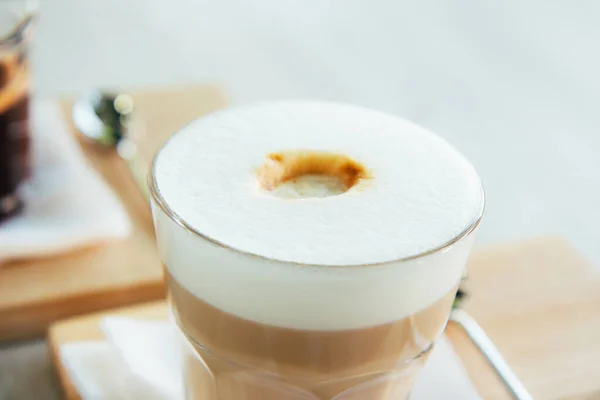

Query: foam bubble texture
[152,101,483,330]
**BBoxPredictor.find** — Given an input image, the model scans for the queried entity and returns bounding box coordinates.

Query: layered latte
[150,101,484,399]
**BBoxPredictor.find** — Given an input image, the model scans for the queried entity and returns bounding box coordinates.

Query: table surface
[3,1,600,399]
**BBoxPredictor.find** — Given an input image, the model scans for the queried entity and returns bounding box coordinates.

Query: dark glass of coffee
[0,7,35,222]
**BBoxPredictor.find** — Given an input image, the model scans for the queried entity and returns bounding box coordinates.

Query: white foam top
[152,101,483,330]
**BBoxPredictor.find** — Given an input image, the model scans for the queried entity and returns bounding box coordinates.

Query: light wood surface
[48,237,600,400]
[460,238,600,400]
[0,86,227,341]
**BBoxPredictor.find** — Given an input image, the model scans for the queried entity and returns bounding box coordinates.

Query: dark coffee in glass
[0,10,35,222]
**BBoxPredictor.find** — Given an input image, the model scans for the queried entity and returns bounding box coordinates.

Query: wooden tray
[0,86,227,341]
[49,238,600,400]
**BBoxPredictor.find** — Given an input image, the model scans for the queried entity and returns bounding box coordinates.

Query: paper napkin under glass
[60,317,482,400]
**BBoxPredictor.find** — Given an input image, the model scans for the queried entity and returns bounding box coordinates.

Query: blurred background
[2,0,600,399]
[34,0,600,265]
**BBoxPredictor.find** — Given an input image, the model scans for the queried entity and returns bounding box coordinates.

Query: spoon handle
[449,308,535,400]
[116,138,149,199]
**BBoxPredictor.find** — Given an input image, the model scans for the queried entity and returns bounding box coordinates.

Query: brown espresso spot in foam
[256,150,369,197]
[167,270,458,400]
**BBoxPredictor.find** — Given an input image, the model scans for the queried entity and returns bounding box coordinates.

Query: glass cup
[149,153,483,400]
[0,0,36,222]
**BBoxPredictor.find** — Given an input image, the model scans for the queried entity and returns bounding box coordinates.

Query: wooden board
[48,237,600,400]
[0,86,227,341]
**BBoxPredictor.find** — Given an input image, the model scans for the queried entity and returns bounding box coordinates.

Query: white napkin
[60,317,482,400]
[0,99,131,263]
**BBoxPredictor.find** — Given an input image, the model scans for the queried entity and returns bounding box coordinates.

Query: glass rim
[148,127,486,268]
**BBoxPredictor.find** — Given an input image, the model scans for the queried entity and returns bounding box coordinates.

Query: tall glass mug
[0,0,35,221]
[149,102,484,400]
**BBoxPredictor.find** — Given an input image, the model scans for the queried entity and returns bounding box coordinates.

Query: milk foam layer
[152,101,483,330]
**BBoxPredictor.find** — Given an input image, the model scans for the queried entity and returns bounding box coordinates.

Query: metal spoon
[451,289,535,400]
[72,90,148,198]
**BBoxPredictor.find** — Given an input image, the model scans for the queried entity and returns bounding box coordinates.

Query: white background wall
[33,0,600,265]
